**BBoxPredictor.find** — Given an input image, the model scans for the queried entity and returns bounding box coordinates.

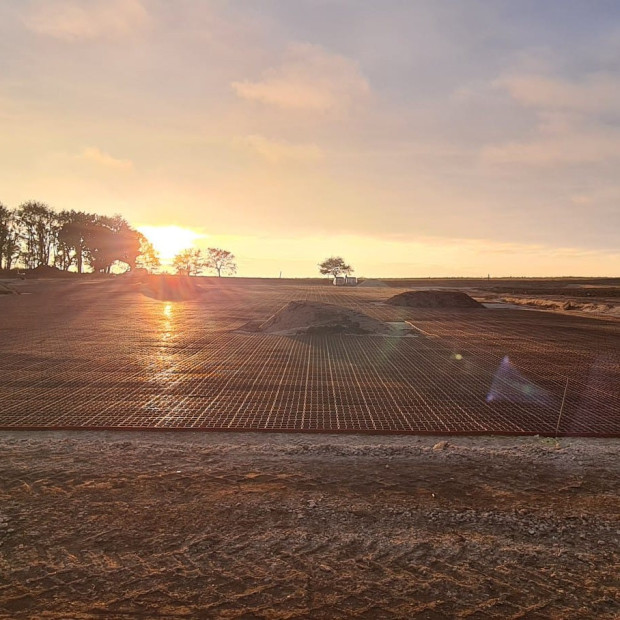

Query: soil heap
[30,265,75,278]
[141,275,204,301]
[386,290,484,308]
[358,279,389,287]
[260,300,390,335]
[0,283,17,294]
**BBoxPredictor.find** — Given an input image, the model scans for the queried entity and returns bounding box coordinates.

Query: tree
[204,247,237,277]
[136,234,161,273]
[16,201,58,268]
[318,256,353,278]
[172,248,206,276]
[86,215,143,273]
[55,210,98,273]
[0,203,20,270]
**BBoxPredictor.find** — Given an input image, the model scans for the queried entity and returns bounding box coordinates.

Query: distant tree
[136,234,161,273]
[86,215,142,273]
[16,201,59,268]
[56,210,98,273]
[318,256,353,278]
[0,203,20,270]
[172,248,206,276]
[204,247,237,277]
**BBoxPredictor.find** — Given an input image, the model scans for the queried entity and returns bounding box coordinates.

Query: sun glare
[138,225,203,261]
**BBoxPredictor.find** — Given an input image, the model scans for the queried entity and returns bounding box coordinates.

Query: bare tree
[16,201,59,268]
[204,248,237,277]
[318,256,353,278]
[172,248,206,276]
[0,203,20,270]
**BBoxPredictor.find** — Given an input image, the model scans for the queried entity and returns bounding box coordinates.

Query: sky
[1,0,619,277]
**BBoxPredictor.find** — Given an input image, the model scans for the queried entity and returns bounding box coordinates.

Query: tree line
[0,201,159,274]
[0,200,354,279]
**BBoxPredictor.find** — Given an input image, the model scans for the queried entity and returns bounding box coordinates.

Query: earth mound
[260,301,390,335]
[141,275,203,301]
[358,279,388,287]
[0,283,17,295]
[30,265,75,278]
[386,290,484,308]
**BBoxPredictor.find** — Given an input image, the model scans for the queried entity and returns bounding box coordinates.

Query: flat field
[0,278,618,435]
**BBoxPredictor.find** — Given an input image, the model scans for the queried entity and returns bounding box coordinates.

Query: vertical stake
[555,377,569,437]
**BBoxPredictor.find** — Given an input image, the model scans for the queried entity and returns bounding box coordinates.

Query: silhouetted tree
[56,210,98,273]
[318,256,353,278]
[0,204,20,270]
[204,247,237,277]
[172,248,205,276]
[16,201,58,268]
[86,215,142,273]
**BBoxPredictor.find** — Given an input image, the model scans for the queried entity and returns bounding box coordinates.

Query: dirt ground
[1,432,618,619]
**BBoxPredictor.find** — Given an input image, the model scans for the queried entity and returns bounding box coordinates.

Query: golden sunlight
[138,225,204,260]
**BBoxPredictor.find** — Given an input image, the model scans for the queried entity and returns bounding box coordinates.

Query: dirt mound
[0,283,17,295]
[29,265,75,278]
[358,279,389,287]
[260,300,390,335]
[386,290,484,308]
[140,275,204,301]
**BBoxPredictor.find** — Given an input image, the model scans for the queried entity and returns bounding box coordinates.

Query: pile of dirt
[0,283,17,295]
[358,279,389,287]
[386,290,484,308]
[502,296,620,317]
[140,275,204,301]
[260,300,390,335]
[29,265,75,278]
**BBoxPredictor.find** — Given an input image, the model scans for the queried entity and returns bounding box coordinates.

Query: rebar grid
[0,279,618,435]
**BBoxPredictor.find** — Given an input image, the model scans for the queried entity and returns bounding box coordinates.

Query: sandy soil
[387,291,484,309]
[496,296,620,319]
[1,432,618,619]
[259,301,390,335]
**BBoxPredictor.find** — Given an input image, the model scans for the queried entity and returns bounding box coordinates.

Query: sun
[138,225,204,261]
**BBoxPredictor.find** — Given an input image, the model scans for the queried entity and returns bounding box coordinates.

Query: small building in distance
[333,276,346,286]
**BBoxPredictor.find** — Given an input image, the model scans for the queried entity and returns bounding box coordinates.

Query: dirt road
[0,433,618,618]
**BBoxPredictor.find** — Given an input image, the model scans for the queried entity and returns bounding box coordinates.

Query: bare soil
[259,300,391,335]
[386,291,484,309]
[0,432,618,619]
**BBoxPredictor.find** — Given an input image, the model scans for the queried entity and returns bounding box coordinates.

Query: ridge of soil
[260,300,391,335]
[387,290,484,309]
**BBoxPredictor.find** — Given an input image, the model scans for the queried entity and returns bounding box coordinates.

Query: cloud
[231,43,370,112]
[79,147,133,170]
[481,126,620,166]
[483,70,620,165]
[497,72,620,115]
[24,0,149,41]
[235,134,323,163]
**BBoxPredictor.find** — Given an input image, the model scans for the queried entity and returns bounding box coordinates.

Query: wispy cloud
[79,147,133,170]
[24,0,149,41]
[235,134,323,163]
[497,72,620,115]
[483,70,620,165]
[232,43,370,112]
